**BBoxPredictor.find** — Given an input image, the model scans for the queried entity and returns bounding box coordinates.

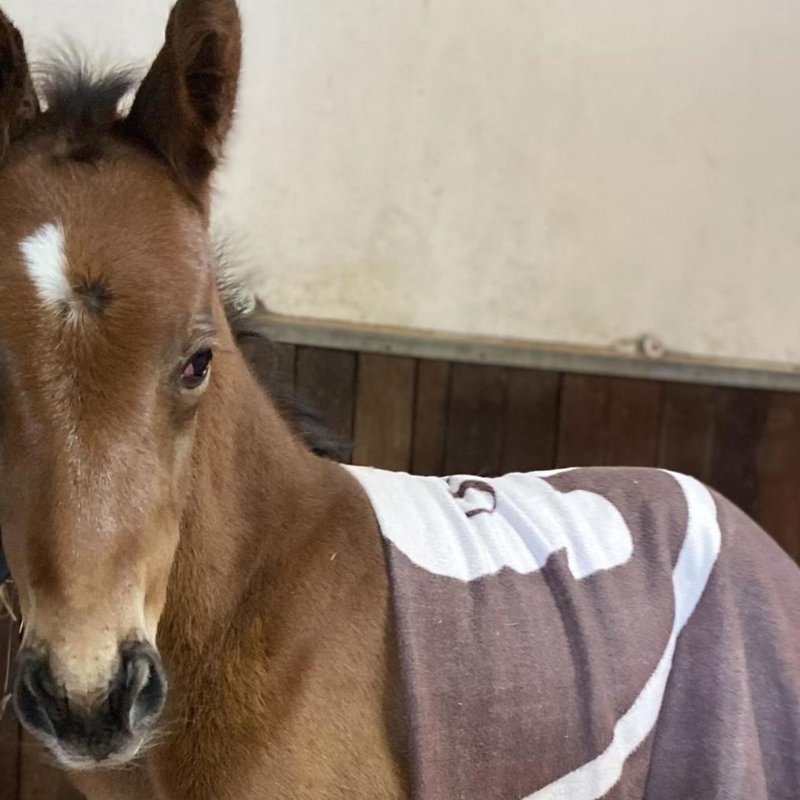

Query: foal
[1,3,799,800]
[0,2,405,798]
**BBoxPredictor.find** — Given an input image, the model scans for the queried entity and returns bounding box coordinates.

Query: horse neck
[148,350,403,797]
[158,349,355,658]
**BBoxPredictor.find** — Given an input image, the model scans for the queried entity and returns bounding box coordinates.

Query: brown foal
[0,1,407,797]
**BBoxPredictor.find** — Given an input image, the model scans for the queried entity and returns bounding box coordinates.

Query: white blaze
[20,223,72,308]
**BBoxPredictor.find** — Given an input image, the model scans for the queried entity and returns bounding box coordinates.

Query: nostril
[137,661,165,720]
[13,651,61,739]
[115,642,167,733]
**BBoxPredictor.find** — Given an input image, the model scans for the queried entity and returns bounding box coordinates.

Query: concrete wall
[6,0,800,367]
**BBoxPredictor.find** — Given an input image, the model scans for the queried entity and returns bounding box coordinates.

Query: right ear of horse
[125,0,242,209]
[0,10,40,160]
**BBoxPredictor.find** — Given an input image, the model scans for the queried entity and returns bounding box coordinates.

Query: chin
[45,735,149,773]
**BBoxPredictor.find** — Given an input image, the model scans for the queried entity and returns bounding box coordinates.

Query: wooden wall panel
[557,376,663,469]
[657,383,717,480]
[237,338,297,393]
[352,355,416,471]
[444,365,508,476]
[500,369,560,473]
[411,361,451,476]
[757,391,800,561]
[606,379,662,467]
[0,616,19,800]
[556,375,612,466]
[295,347,357,459]
[707,387,770,521]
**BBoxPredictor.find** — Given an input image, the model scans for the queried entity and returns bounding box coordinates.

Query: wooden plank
[756,391,800,561]
[657,383,717,480]
[555,375,612,467]
[0,614,19,800]
[269,342,298,393]
[237,337,297,395]
[500,369,561,473]
[607,378,663,467]
[352,354,416,471]
[411,361,451,476]
[444,364,508,476]
[707,387,770,521]
[19,732,83,800]
[295,347,357,460]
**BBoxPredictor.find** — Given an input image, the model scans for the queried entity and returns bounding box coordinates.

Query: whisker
[0,581,17,622]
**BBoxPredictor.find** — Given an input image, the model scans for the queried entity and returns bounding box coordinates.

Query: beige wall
[6,0,800,367]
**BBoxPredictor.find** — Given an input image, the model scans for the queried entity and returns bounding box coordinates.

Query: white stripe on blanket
[345,467,633,581]
[526,471,721,799]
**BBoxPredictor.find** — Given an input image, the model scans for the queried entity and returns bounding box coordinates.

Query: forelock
[33,51,140,162]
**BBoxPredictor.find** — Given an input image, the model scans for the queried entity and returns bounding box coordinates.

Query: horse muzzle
[13,640,167,767]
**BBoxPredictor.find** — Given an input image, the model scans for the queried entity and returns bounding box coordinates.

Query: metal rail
[257,310,800,393]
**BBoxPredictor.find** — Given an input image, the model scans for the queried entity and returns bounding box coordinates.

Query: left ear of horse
[0,10,40,159]
[125,0,242,206]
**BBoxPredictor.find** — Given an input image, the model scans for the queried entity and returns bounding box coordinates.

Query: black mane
[23,54,140,161]
[39,54,137,129]
[219,270,349,463]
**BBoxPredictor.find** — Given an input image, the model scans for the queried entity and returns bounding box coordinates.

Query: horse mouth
[13,641,167,769]
[46,733,151,772]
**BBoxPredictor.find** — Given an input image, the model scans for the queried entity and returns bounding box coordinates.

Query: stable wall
[5,0,800,370]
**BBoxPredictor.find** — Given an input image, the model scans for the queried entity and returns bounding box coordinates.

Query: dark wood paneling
[273,343,298,392]
[295,347,357,459]
[707,387,770,520]
[444,364,508,476]
[500,369,560,473]
[757,391,800,561]
[556,375,612,466]
[411,361,451,476]
[657,383,717,480]
[237,338,296,394]
[607,378,662,467]
[0,616,19,800]
[352,354,416,471]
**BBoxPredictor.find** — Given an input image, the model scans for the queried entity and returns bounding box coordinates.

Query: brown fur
[0,2,407,797]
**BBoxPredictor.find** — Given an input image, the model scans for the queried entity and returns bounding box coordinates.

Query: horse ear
[126,0,241,205]
[0,10,40,159]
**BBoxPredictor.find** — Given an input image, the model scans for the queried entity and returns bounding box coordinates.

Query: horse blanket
[346,465,800,800]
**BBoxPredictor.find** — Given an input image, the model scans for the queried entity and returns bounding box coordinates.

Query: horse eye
[180,349,213,390]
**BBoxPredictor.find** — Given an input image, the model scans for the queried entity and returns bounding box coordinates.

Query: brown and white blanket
[347,465,800,800]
